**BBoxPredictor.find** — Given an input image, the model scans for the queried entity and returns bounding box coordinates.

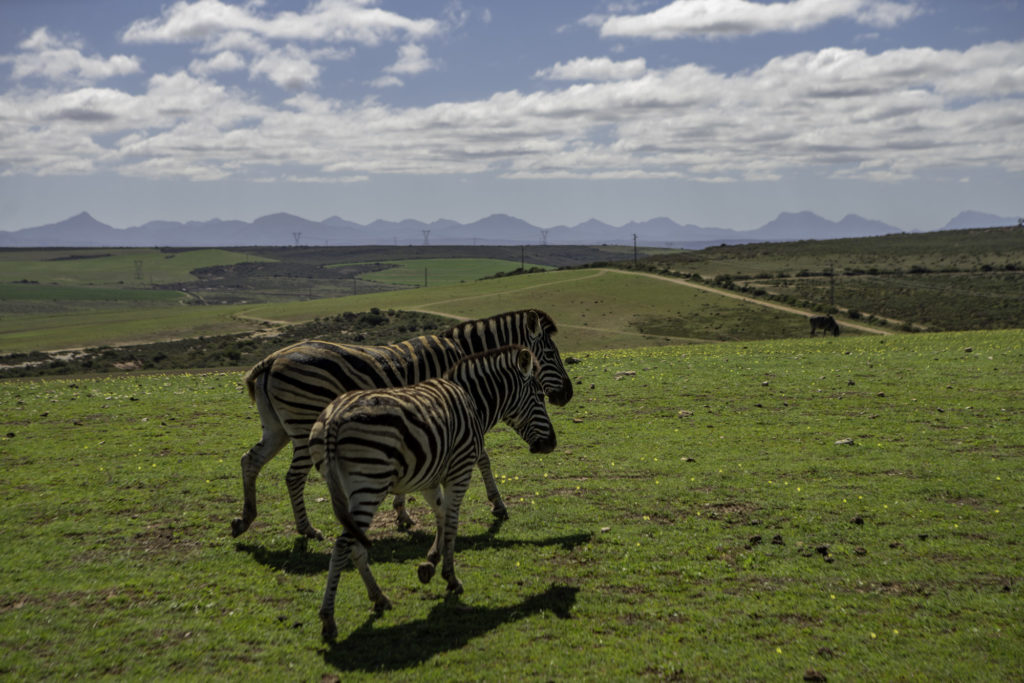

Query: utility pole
[521,244,525,272]
[633,233,638,265]
[829,262,835,307]
[424,267,428,287]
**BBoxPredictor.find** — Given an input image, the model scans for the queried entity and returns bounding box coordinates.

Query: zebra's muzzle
[547,383,573,407]
[529,435,556,454]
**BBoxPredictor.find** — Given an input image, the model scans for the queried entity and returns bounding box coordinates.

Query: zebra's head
[502,347,557,454]
[522,310,574,408]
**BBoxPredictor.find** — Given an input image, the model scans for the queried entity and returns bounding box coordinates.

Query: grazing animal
[311,346,556,641]
[809,315,840,337]
[231,309,572,540]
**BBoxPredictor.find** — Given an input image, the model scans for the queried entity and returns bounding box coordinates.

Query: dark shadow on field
[235,529,593,576]
[322,584,580,672]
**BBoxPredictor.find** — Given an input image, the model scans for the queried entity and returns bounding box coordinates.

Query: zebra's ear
[516,348,534,376]
[526,310,541,337]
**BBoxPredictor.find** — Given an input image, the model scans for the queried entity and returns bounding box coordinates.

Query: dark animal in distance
[809,315,840,337]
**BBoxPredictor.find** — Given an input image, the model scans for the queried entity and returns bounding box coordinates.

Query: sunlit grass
[2,329,1021,679]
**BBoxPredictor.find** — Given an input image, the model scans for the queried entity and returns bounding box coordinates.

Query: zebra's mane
[443,344,535,377]
[441,309,558,338]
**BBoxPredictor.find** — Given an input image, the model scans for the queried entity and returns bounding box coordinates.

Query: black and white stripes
[231,309,572,539]
[310,345,556,640]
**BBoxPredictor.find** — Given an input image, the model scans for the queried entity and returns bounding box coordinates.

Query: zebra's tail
[311,421,373,549]
[243,355,277,403]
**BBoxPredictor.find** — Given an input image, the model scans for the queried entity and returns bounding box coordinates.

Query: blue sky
[1,0,1022,233]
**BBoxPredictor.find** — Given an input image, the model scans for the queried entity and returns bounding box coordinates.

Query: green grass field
[3,329,1022,680]
[0,248,272,288]
[340,258,544,287]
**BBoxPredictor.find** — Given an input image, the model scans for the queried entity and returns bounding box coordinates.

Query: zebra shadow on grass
[235,525,593,576]
[321,583,580,672]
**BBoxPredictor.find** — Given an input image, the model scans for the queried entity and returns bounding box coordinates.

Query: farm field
[340,258,546,287]
[2,330,1021,679]
[0,248,270,288]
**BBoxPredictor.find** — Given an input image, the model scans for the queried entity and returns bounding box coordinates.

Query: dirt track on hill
[609,268,892,335]
[408,268,892,336]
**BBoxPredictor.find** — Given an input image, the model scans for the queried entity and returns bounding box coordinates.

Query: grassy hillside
[2,330,1021,679]
[1,268,851,356]
[645,226,1024,332]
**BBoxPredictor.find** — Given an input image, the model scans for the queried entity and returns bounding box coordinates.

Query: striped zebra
[231,309,572,540]
[311,345,556,641]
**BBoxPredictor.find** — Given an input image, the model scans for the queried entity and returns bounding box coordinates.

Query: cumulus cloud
[385,43,435,75]
[535,56,647,81]
[189,50,246,77]
[5,28,141,82]
[120,1,440,90]
[122,0,439,46]
[3,39,1023,184]
[593,0,920,39]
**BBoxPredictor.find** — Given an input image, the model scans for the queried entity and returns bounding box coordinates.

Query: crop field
[0,248,271,288]
[340,258,545,287]
[3,329,1022,680]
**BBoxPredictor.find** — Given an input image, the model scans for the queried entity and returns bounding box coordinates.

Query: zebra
[231,309,572,540]
[311,345,556,641]
[809,315,840,337]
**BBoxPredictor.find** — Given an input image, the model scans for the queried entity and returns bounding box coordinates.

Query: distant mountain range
[0,209,1018,249]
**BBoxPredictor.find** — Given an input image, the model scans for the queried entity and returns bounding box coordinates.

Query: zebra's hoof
[491,505,509,520]
[230,517,250,537]
[417,562,436,584]
[300,526,324,541]
[396,514,415,531]
[446,579,464,596]
[321,618,338,643]
[373,595,393,613]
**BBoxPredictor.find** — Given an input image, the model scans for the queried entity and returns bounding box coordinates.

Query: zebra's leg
[439,479,470,596]
[476,449,508,520]
[352,540,391,613]
[392,493,415,531]
[231,410,290,537]
[284,436,323,540]
[319,533,352,642]
[346,486,392,613]
[417,486,445,584]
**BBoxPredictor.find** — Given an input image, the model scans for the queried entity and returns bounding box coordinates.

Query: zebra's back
[254,335,463,433]
[312,379,482,497]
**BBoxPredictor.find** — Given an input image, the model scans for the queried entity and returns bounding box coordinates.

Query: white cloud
[385,44,435,75]
[123,0,440,46]
[3,40,1022,186]
[595,0,920,39]
[6,28,141,82]
[250,46,321,89]
[189,50,247,76]
[371,75,404,88]
[535,57,647,81]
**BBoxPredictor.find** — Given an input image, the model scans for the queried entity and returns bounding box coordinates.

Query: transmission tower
[292,232,302,247]
[539,229,550,246]
[422,230,431,246]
